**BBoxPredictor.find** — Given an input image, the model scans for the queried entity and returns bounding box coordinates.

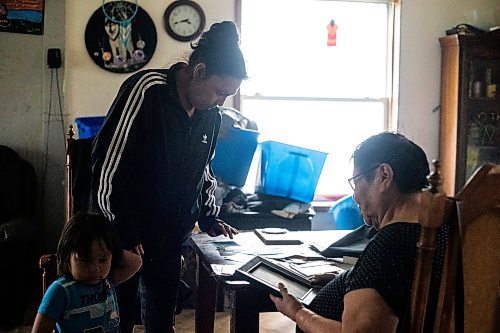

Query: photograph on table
[235,256,318,305]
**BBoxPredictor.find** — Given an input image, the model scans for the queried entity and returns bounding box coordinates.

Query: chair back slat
[65,125,76,223]
[41,125,95,296]
[411,160,449,333]
[432,199,459,333]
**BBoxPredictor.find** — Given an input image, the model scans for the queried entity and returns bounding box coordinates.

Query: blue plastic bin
[75,116,106,139]
[212,126,259,187]
[256,141,328,203]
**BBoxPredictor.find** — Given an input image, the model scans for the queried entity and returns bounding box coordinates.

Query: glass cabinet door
[465,57,500,181]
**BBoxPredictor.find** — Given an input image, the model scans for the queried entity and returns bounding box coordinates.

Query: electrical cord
[56,69,66,147]
[41,67,66,215]
[41,69,54,192]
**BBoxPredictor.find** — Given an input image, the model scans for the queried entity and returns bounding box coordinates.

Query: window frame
[234,0,400,199]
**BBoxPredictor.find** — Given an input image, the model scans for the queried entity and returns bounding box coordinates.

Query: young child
[31,212,142,333]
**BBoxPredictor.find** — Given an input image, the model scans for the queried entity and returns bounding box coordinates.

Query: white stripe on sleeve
[98,72,167,221]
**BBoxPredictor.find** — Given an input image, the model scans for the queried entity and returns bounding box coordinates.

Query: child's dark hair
[189,21,247,80]
[57,212,123,276]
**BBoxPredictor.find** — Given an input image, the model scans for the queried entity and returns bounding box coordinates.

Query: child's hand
[132,243,144,255]
[114,250,142,285]
[31,313,56,333]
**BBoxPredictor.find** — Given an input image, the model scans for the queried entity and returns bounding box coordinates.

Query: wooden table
[188,230,352,333]
[219,211,313,231]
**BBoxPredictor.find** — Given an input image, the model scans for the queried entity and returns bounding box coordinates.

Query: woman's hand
[207,218,239,239]
[270,282,304,321]
[310,272,337,287]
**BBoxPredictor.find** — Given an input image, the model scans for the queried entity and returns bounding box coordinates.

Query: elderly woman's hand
[270,282,304,321]
[310,272,337,287]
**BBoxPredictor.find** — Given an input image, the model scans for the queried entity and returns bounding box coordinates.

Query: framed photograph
[254,228,303,245]
[235,256,318,305]
[0,0,45,35]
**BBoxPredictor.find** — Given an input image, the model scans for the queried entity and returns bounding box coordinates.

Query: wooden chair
[411,162,500,333]
[411,160,456,333]
[454,164,500,333]
[39,125,95,294]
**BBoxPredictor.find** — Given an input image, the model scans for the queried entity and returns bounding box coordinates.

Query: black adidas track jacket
[90,63,222,249]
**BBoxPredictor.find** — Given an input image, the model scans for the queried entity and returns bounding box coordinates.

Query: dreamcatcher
[85,0,156,73]
[102,0,143,66]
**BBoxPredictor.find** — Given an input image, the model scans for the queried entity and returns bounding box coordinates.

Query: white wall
[64,0,236,124]
[398,0,499,162]
[0,0,65,250]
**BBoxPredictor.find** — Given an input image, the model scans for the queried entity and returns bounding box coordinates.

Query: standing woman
[90,21,246,333]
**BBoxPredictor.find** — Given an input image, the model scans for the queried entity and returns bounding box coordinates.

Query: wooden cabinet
[439,30,500,195]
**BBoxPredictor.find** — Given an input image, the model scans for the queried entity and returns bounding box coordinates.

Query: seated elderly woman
[270,132,448,333]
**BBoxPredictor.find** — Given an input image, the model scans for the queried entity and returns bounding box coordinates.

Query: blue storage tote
[75,116,106,139]
[212,126,259,187]
[256,141,327,203]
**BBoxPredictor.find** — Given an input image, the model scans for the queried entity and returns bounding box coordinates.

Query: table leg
[228,287,260,333]
[195,255,217,333]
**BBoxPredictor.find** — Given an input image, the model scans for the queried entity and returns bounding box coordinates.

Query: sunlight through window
[239,0,396,197]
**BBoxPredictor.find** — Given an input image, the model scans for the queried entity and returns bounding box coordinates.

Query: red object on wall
[327,19,338,46]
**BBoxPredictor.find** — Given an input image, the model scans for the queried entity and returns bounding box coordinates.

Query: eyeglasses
[348,165,380,191]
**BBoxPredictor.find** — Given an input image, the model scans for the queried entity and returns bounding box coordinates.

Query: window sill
[311,193,350,212]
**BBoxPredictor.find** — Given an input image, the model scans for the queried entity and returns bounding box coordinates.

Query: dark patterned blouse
[303,222,448,333]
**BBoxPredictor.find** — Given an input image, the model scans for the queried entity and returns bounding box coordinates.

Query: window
[238,0,398,198]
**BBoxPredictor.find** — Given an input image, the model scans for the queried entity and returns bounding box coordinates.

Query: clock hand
[174,18,191,25]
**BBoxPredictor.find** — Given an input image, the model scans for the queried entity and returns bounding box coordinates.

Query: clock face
[164,1,205,42]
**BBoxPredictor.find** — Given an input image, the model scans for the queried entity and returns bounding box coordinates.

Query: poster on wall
[0,0,45,35]
[85,1,157,74]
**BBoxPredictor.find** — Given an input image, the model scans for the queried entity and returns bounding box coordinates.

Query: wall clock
[164,0,205,42]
